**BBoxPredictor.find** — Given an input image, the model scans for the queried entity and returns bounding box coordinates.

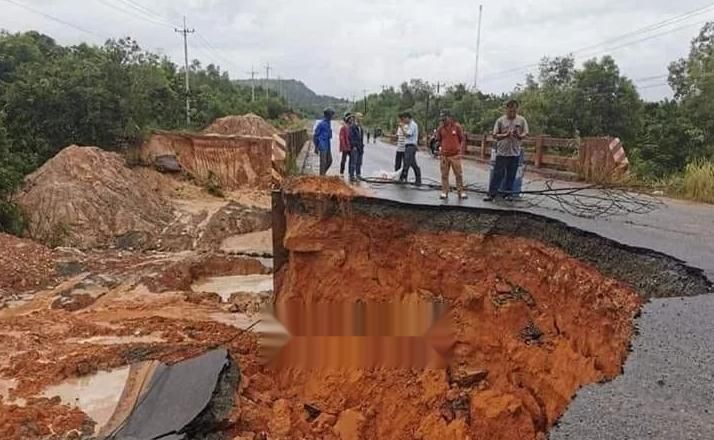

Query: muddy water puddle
[41,366,130,432]
[0,377,26,406]
[220,229,273,255]
[192,274,273,302]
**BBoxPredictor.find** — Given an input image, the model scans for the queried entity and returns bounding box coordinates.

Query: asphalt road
[302,123,714,439]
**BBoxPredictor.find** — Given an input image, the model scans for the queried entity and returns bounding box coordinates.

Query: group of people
[313,99,529,202]
[313,111,381,181]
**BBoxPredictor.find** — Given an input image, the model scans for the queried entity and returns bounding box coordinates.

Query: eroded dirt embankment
[232,201,641,439]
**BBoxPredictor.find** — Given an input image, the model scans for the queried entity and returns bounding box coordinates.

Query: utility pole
[175,16,195,127]
[265,63,272,98]
[435,82,445,117]
[247,66,258,102]
[474,4,484,90]
[362,89,368,114]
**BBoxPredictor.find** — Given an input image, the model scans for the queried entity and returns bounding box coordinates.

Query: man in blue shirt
[313,108,335,176]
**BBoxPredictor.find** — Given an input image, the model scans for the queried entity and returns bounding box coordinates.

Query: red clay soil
[0,397,94,439]
[229,212,643,440]
[282,176,361,198]
[203,114,280,138]
[0,234,57,294]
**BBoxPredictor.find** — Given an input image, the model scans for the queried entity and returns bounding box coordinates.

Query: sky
[3,0,714,101]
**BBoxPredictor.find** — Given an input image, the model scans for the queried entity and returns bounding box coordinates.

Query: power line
[194,31,240,73]
[114,0,178,28]
[95,0,175,29]
[116,0,179,26]
[2,0,104,38]
[480,3,714,83]
[573,3,714,57]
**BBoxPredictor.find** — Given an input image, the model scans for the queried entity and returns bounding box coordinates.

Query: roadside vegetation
[0,31,299,233]
[356,23,714,204]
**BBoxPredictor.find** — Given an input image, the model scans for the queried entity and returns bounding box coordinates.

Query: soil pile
[16,146,173,249]
[0,234,56,294]
[203,114,280,138]
[283,176,360,198]
[203,113,288,186]
[236,211,643,440]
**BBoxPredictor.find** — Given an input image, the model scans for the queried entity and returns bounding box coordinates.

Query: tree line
[357,22,714,181]
[0,31,294,233]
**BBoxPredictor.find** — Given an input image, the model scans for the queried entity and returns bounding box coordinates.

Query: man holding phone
[485,100,529,202]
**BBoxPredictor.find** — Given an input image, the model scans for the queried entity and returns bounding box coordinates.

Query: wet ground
[299,126,714,439]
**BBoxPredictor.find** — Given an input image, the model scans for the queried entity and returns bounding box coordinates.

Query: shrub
[680,159,714,204]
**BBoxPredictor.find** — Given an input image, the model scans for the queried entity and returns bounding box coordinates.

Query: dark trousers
[349,147,364,178]
[395,151,405,172]
[340,152,351,175]
[400,145,422,185]
[489,155,520,197]
[319,150,333,176]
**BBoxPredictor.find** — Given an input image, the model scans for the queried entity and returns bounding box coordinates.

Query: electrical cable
[94,0,175,29]
[357,176,662,219]
[480,3,714,83]
[2,0,105,38]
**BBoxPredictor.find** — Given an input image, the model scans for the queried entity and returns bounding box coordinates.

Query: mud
[256,210,640,439]
[233,186,711,440]
[0,234,57,294]
[280,194,712,300]
[282,176,362,198]
[144,254,271,293]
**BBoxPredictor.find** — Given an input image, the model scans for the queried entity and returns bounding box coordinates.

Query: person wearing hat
[313,108,335,175]
[435,110,467,200]
[339,112,354,175]
[349,113,366,181]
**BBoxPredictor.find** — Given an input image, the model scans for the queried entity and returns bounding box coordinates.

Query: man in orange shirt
[435,110,467,200]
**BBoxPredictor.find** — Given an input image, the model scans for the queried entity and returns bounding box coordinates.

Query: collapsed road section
[259,177,712,440]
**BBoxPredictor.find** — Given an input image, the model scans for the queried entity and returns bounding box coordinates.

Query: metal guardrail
[280,129,309,159]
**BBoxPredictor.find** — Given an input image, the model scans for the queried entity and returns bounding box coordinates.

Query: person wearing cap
[313,108,335,175]
[349,113,366,181]
[339,113,354,175]
[398,111,422,186]
[486,100,529,201]
[435,110,467,200]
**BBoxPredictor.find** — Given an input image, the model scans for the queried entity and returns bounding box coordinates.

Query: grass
[643,160,714,204]
[679,159,714,204]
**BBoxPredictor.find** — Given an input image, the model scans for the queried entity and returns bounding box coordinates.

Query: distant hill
[235,79,350,118]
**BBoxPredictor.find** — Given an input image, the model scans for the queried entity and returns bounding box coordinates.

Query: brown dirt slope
[16,146,173,249]
[0,234,56,294]
[203,113,280,138]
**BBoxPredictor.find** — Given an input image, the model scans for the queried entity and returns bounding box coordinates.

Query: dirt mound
[203,113,280,138]
[283,176,360,198]
[16,146,173,249]
[0,234,56,294]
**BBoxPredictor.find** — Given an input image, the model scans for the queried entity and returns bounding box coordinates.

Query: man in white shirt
[398,111,422,186]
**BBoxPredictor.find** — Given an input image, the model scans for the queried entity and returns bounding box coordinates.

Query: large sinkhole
[244,179,710,440]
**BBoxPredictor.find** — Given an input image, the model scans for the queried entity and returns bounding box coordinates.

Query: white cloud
[2,0,713,100]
